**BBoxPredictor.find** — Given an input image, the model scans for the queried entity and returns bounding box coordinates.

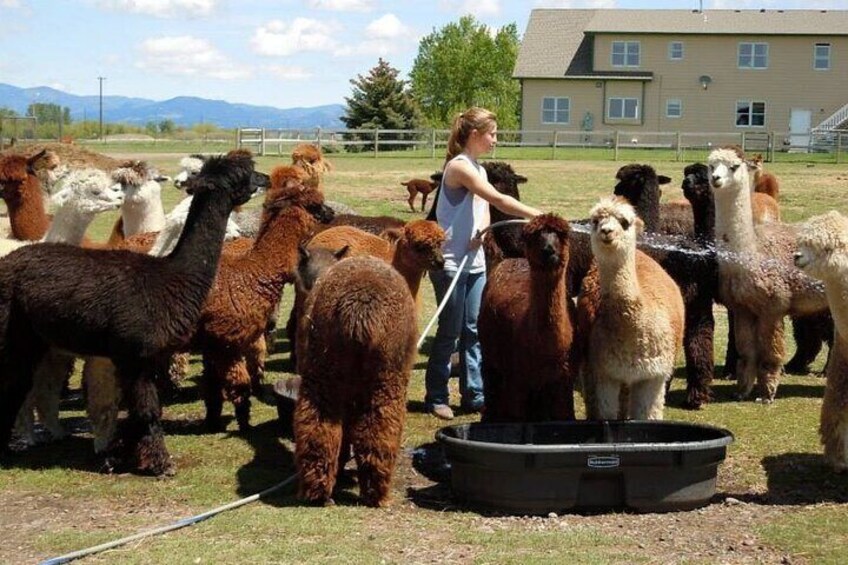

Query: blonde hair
[445,107,497,162]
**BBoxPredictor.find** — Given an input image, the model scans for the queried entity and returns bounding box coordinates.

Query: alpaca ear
[335,245,350,260]
[380,228,403,244]
[297,243,310,264]
[515,174,528,184]
[633,217,645,237]
[51,186,72,207]
[658,175,672,185]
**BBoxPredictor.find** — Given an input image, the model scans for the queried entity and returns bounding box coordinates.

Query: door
[789,109,812,152]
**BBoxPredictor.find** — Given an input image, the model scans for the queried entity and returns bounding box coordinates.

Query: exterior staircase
[810,102,848,151]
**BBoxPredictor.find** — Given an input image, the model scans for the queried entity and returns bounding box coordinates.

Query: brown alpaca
[479,213,577,422]
[709,146,829,401]
[794,211,848,472]
[294,256,417,507]
[0,150,60,241]
[750,153,780,201]
[577,197,685,420]
[401,178,437,212]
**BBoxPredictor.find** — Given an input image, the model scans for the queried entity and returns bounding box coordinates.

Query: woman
[424,107,542,420]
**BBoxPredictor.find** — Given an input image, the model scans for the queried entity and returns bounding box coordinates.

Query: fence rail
[237,127,847,163]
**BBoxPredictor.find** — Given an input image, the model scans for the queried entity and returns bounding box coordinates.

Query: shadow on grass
[2,417,105,474]
[666,375,824,408]
[760,452,848,505]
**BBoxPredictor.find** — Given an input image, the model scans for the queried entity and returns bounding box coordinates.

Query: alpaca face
[296,244,350,292]
[707,148,748,191]
[482,161,527,200]
[53,169,124,214]
[522,213,570,269]
[402,220,446,270]
[589,198,637,254]
[794,211,848,281]
[682,163,711,205]
[613,164,671,206]
[174,155,206,189]
[184,152,264,206]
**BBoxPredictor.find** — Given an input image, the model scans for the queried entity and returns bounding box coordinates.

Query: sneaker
[430,404,455,420]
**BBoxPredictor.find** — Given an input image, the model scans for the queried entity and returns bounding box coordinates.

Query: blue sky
[0,0,844,109]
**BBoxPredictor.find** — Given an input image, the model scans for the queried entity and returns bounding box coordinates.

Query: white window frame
[668,41,684,61]
[738,42,768,69]
[607,97,639,120]
[611,41,640,67]
[666,99,682,118]
[735,100,766,128]
[541,96,570,124]
[814,43,831,70]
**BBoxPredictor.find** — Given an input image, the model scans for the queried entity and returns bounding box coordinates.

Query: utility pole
[98,76,106,141]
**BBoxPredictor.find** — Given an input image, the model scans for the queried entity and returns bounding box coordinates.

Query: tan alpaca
[708,146,829,401]
[577,197,684,420]
[794,211,848,472]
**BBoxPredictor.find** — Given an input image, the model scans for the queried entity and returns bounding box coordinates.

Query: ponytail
[445,107,496,163]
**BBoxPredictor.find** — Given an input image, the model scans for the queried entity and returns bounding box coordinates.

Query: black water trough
[436,420,734,514]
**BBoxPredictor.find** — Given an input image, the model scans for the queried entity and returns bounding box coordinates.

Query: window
[542,97,570,124]
[736,100,766,127]
[611,41,640,67]
[668,41,684,60]
[608,97,639,120]
[814,43,831,70]
[666,99,682,118]
[738,42,768,69]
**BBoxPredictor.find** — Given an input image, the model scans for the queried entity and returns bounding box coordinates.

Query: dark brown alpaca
[0,151,263,475]
[480,213,577,422]
[294,256,417,507]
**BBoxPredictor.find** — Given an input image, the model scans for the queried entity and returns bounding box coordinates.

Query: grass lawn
[2,149,848,564]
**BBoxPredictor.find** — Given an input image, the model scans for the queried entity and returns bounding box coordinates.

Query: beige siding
[522,34,848,137]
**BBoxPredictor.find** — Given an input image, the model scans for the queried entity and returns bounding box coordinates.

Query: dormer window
[612,41,640,67]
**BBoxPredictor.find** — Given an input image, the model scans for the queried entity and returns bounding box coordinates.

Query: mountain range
[0,83,346,129]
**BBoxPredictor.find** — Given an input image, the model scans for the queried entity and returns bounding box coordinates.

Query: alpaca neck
[714,173,758,257]
[634,196,660,233]
[122,198,166,236]
[247,206,317,295]
[691,197,716,243]
[391,250,425,301]
[42,205,95,244]
[597,247,641,303]
[528,264,569,332]
[8,179,49,240]
[823,271,848,339]
[166,190,235,279]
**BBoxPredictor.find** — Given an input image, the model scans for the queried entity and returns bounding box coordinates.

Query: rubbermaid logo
[587,455,620,468]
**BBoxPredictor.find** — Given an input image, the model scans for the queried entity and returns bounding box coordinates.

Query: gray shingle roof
[514,9,848,79]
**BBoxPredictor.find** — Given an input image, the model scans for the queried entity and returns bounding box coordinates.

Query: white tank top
[435,154,489,273]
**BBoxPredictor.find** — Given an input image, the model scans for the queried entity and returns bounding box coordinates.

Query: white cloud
[533,0,616,7]
[365,14,410,40]
[439,0,500,16]
[98,0,217,18]
[306,0,375,12]
[137,35,251,79]
[264,64,313,80]
[0,0,23,8]
[251,18,341,57]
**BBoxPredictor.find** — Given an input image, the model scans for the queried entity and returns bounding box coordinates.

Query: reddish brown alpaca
[750,153,780,201]
[0,150,60,241]
[480,213,577,422]
[401,178,438,212]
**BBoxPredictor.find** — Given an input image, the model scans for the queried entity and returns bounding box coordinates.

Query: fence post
[613,131,620,161]
[676,131,682,162]
[741,131,747,152]
[260,128,266,156]
[374,129,379,158]
[316,127,322,150]
[837,132,843,164]
[431,128,436,159]
[768,132,775,162]
[552,131,558,160]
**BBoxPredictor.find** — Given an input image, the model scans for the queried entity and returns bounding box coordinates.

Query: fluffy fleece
[0,150,60,241]
[294,256,417,507]
[794,211,848,472]
[479,213,577,422]
[577,197,685,420]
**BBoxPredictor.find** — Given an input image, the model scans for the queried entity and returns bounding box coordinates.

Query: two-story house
[514,9,848,148]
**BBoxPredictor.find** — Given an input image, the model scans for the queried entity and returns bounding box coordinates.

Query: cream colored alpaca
[708,147,829,401]
[794,211,848,472]
[577,197,684,420]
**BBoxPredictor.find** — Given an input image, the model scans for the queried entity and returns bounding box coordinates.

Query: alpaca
[0,151,263,475]
[294,256,417,507]
[794,211,848,472]
[750,153,780,200]
[0,150,61,241]
[319,214,405,236]
[401,178,438,212]
[11,170,125,446]
[479,213,577,422]
[577,197,685,420]
[708,146,829,401]
[105,160,167,246]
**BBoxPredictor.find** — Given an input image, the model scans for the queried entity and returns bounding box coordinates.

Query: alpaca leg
[84,356,121,454]
[406,189,417,213]
[115,360,173,476]
[1,332,44,452]
[629,378,668,420]
[349,376,406,507]
[580,368,600,420]
[595,378,621,420]
[13,393,37,447]
[167,352,190,386]
[420,192,428,212]
[756,317,785,402]
[819,341,848,472]
[722,308,739,379]
[223,356,253,432]
[786,313,833,375]
[293,392,342,505]
[32,349,75,441]
[246,336,266,399]
[201,351,226,432]
[682,298,715,409]
[732,311,759,400]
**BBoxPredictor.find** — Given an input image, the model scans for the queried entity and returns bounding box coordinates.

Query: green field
[3,151,848,564]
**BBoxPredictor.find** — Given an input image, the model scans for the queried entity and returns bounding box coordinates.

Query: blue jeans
[424,268,485,410]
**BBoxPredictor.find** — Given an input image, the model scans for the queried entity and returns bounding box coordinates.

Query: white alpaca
[794,211,848,472]
[577,197,685,420]
[708,146,829,402]
[149,195,242,257]
[12,169,124,445]
[110,161,167,236]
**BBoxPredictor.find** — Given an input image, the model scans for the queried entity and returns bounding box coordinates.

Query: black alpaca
[0,151,265,475]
